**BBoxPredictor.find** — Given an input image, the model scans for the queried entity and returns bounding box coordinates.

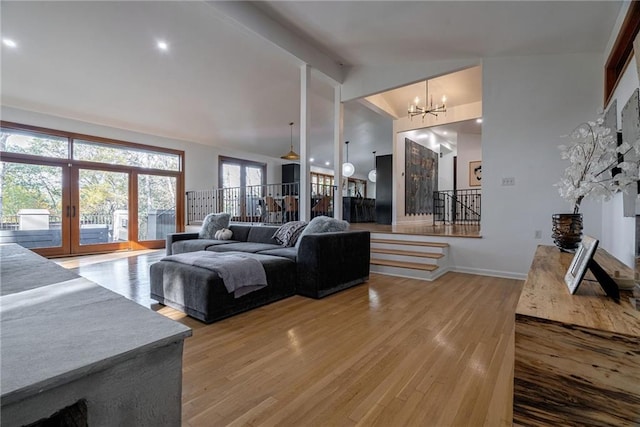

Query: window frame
[0,121,185,254]
[604,2,640,106]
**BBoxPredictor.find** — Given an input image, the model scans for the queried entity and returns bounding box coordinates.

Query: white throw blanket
[162,251,267,298]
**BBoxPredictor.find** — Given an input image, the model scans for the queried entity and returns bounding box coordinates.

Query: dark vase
[551,213,583,252]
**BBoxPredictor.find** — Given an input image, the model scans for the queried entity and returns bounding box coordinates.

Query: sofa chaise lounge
[150,223,370,323]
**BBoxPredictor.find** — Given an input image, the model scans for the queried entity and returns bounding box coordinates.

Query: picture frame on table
[564,235,599,294]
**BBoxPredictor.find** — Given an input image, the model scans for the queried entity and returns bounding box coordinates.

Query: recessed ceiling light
[157,40,169,51]
[2,38,17,48]
[443,131,448,135]
[309,158,314,163]
[476,118,483,123]
[325,161,330,166]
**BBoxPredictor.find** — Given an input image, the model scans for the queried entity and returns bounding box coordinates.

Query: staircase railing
[186,182,336,225]
[433,189,481,225]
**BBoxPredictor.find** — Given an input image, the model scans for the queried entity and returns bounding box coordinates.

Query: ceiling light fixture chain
[280,121,300,161]
[342,141,355,177]
[368,150,377,183]
[408,80,447,121]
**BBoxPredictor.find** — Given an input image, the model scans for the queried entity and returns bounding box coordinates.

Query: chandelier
[280,122,300,160]
[408,81,447,121]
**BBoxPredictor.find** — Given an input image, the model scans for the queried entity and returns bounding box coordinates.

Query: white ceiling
[0,1,622,177]
[256,1,621,66]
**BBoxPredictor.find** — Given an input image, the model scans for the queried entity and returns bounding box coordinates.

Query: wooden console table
[514,245,639,425]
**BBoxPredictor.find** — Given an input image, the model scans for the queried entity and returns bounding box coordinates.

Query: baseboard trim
[370,265,526,281]
[450,267,527,280]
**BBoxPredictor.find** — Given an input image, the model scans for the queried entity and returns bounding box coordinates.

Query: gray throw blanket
[162,251,267,298]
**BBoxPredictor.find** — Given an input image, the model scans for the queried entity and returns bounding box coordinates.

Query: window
[0,127,68,158]
[74,139,180,171]
[0,121,184,255]
[347,178,367,197]
[311,172,335,196]
[604,2,640,105]
[218,156,266,220]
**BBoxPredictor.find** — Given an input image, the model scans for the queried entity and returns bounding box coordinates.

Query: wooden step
[370,258,439,271]
[371,238,449,248]
[371,248,444,259]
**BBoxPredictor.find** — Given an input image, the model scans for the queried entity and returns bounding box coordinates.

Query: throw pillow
[273,221,307,247]
[199,212,230,239]
[214,228,233,240]
[294,215,349,249]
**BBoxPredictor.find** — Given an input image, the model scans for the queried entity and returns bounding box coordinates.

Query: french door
[0,160,70,257]
[0,122,184,257]
[71,166,131,254]
[219,156,265,221]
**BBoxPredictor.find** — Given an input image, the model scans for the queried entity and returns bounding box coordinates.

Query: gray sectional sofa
[150,224,370,323]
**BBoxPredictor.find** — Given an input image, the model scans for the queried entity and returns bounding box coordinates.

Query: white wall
[342,58,479,102]
[477,53,604,277]
[373,52,609,278]
[456,133,481,190]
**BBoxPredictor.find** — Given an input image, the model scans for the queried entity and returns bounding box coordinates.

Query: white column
[299,64,310,222]
[333,84,344,219]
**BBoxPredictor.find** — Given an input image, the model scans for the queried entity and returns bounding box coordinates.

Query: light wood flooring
[57,250,523,426]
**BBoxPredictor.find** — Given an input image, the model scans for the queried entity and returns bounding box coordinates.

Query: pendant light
[280,122,300,160]
[368,151,377,182]
[342,141,355,177]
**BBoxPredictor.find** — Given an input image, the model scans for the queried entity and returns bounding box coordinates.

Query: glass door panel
[0,161,68,255]
[221,163,241,218]
[138,174,177,241]
[245,166,263,219]
[76,169,129,251]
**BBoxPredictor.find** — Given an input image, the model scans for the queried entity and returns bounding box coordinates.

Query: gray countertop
[0,244,192,405]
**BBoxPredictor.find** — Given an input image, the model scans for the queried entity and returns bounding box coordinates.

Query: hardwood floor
[55,249,165,308]
[350,222,482,238]
[57,250,523,426]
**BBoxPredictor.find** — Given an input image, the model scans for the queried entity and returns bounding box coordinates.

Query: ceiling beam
[206,1,344,84]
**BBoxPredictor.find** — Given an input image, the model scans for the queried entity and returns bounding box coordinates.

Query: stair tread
[371,238,449,248]
[371,248,444,259]
[370,258,439,271]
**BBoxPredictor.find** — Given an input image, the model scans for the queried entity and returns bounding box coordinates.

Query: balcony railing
[186,182,336,226]
[433,189,481,225]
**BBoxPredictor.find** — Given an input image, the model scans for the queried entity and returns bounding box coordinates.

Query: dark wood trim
[1,120,184,158]
[604,1,640,106]
[0,121,74,139]
[177,155,185,232]
[129,171,139,248]
[1,121,186,255]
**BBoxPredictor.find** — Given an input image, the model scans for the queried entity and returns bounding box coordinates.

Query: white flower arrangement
[556,117,640,214]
